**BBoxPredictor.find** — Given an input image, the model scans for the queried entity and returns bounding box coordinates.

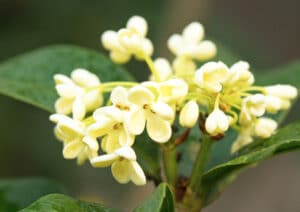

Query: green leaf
[134,133,161,182]
[0,177,66,211]
[0,45,133,112]
[134,183,174,212]
[256,61,300,88]
[19,193,117,212]
[201,121,300,206]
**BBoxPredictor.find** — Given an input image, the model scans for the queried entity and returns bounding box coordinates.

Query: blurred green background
[1,0,300,211]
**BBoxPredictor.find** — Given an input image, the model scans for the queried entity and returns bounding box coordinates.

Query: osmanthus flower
[49,114,98,165]
[101,16,153,64]
[91,146,146,185]
[54,68,103,120]
[49,15,299,187]
[126,85,175,143]
[87,106,135,154]
[264,84,298,111]
[168,22,216,61]
[194,61,229,93]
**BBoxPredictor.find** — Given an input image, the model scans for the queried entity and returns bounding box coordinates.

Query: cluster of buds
[50,16,298,185]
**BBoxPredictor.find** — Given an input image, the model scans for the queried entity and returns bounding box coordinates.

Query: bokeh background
[1,0,300,211]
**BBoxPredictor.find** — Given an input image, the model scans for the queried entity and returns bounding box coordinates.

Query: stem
[189,134,212,194]
[144,56,161,82]
[162,146,178,186]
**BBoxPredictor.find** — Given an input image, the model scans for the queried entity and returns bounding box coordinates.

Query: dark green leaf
[201,121,300,206]
[134,183,174,212]
[19,193,117,212]
[0,45,133,112]
[0,177,66,211]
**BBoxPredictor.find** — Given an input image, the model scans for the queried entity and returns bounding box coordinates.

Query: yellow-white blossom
[179,100,199,128]
[239,94,265,125]
[158,78,189,105]
[254,117,277,138]
[127,85,175,143]
[172,57,197,79]
[50,114,98,165]
[91,146,146,185]
[264,84,298,110]
[194,61,229,93]
[224,61,254,90]
[101,16,153,64]
[54,69,102,120]
[87,106,134,154]
[205,108,230,136]
[149,58,173,81]
[167,22,216,61]
[231,127,253,153]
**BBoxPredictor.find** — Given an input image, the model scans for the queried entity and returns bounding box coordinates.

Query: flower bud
[179,100,199,128]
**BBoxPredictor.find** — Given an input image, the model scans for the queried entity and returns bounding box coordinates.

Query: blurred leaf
[0,177,66,212]
[20,193,116,212]
[134,183,174,212]
[0,45,133,112]
[201,121,300,206]
[256,61,300,88]
[134,133,161,182]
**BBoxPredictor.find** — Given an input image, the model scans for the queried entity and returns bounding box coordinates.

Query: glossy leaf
[134,183,174,212]
[0,178,66,212]
[201,121,300,205]
[20,193,116,212]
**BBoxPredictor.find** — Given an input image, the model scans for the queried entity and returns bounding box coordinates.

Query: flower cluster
[50,16,298,185]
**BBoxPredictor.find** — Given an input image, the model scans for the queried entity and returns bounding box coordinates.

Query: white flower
[101,16,153,64]
[167,22,216,61]
[239,94,265,125]
[264,84,298,110]
[205,108,230,136]
[224,61,254,89]
[158,78,188,104]
[87,106,134,154]
[54,69,102,120]
[254,117,277,138]
[179,100,199,128]
[49,114,98,165]
[194,61,229,93]
[231,127,253,153]
[149,58,173,81]
[91,146,146,185]
[127,85,175,143]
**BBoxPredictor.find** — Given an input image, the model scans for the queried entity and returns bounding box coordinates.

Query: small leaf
[201,121,300,205]
[134,183,175,212]
[0,177,66,211]
[19,193,116,212]
[0,45,133,112]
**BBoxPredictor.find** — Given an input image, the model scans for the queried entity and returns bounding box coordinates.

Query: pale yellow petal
[111,160,131,184]
[125,108,146,135]
[146,113,171,143]
[129,161,146,185]
[114,146,136,160]
[90,153,119,167]
[110,86,129,107]
[55,98,73,114]
[82,136,99,151]
[71,68,100,87]
[72,97,86,120]
[63,140,83,159]
[128,86,154,106]
[150,102,174,121]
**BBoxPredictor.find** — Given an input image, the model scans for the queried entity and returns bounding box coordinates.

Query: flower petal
[146,113,172,143]
[114,146,136,160]
[63,140,83,159]
[82,136,99,151]
[110,86,129,107]
[129,161,146,185]
[111,160,131,184]
[150,102,174,121]
[72,97,86,120]
[90,153,119,167]
[55,98,73,114]
[128,86,154,106]
[71,68,100,87]
[125,108,146,135]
